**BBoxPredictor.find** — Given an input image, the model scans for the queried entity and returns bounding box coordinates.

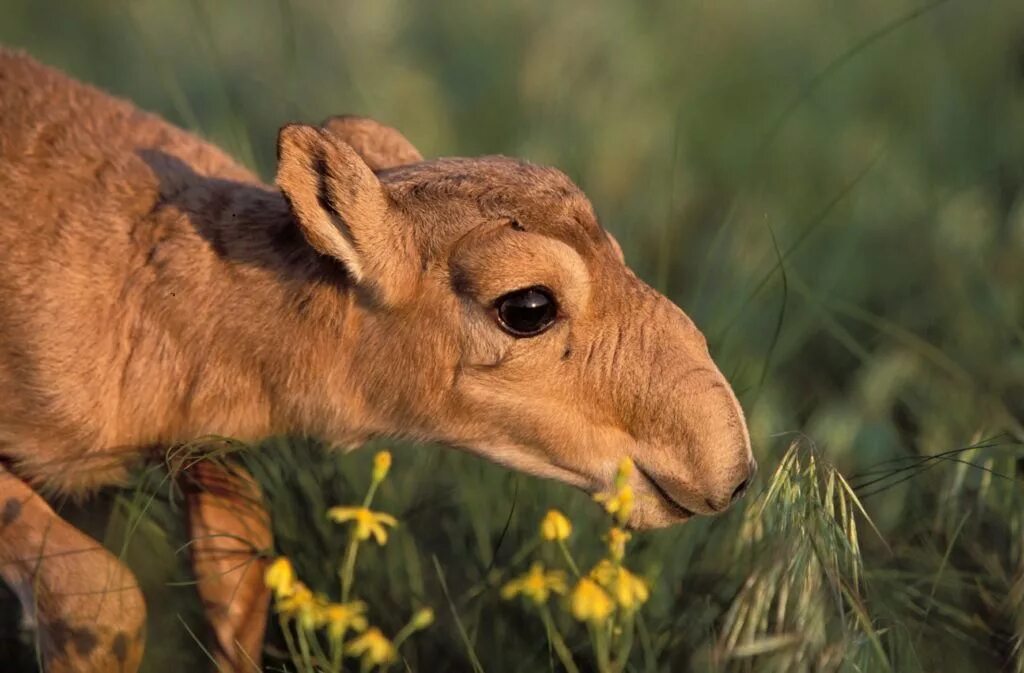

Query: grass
[1,0,1023,671]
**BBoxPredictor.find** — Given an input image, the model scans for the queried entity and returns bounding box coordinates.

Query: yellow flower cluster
[503,456,652,639]
[264,450,433,672]
[566,554,649,622]
[265,557,370,637]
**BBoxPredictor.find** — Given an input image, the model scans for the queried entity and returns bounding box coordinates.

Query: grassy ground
[1,1,1023,671]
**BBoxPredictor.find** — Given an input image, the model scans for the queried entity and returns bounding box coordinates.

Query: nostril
[730,476,750,503]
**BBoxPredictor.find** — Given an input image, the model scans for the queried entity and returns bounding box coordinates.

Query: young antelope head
[277,120,755,529]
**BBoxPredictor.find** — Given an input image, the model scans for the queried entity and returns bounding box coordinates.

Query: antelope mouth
[636,464,697,519]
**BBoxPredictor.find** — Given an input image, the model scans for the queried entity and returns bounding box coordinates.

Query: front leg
[185,460,272,672]
[0,466,146,673]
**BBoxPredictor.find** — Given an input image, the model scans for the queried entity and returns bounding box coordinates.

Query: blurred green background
[1,1,1023,671]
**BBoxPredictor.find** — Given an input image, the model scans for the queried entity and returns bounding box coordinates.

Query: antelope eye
[495,286,558,337]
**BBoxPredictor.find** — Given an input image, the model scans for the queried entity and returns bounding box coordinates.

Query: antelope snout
[659,455,756,517]
[633,451,754,529]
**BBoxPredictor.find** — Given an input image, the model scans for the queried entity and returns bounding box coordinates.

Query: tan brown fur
[0,48,754,671]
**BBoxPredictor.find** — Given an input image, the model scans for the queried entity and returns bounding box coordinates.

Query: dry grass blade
[720,442,889,672]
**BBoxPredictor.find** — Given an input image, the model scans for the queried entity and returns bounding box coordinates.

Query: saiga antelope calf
[0,49,755,672]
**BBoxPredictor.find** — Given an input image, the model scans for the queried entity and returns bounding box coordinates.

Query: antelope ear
[321,115,423,171]
[276,123,415,301]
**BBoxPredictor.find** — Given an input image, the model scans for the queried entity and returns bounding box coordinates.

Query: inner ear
[321,115,423,171]
[276,123,414,301]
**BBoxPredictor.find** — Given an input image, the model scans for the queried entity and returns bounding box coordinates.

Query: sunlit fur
[0,48,753,669]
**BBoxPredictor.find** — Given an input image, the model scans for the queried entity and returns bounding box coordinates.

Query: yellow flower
[298,592,333,631]
[273,585,331,633]
[264,557,295,599]
[590,560,650,611]
[346,627,396,666]
[615,457,634,489]
[275,581,315,620]
[322,601,368,640]
[409,607,434,630]
[595,485,634,526]
[501,562,568,604]
[605,527,632,562]
[569,577,614,623]
[328,506,398,545]
[372,450,392,483]
[612,568,649,610]
[540,509,572,541]
[589,559,616,586]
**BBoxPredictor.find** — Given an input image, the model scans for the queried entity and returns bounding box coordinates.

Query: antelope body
[0,49,754,672]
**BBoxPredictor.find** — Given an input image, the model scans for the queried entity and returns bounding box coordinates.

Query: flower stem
[557,539,582,578]
[339,468,381,603]
[612,612,635,673]
[329,634,343,673]
[540,605,580,673]
[390,622,417,653]
[590,621,612,673]
[309,629,332,672]
[279,616,302,671]
[297,625,314,671]
[363,480,380,508]
[340,536,361,603]
[635,611,657,673]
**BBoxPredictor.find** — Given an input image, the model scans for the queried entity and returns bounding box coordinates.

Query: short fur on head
[272,123,755,528]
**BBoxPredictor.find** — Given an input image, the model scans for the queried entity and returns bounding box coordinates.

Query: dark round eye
[495,286,558,337]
